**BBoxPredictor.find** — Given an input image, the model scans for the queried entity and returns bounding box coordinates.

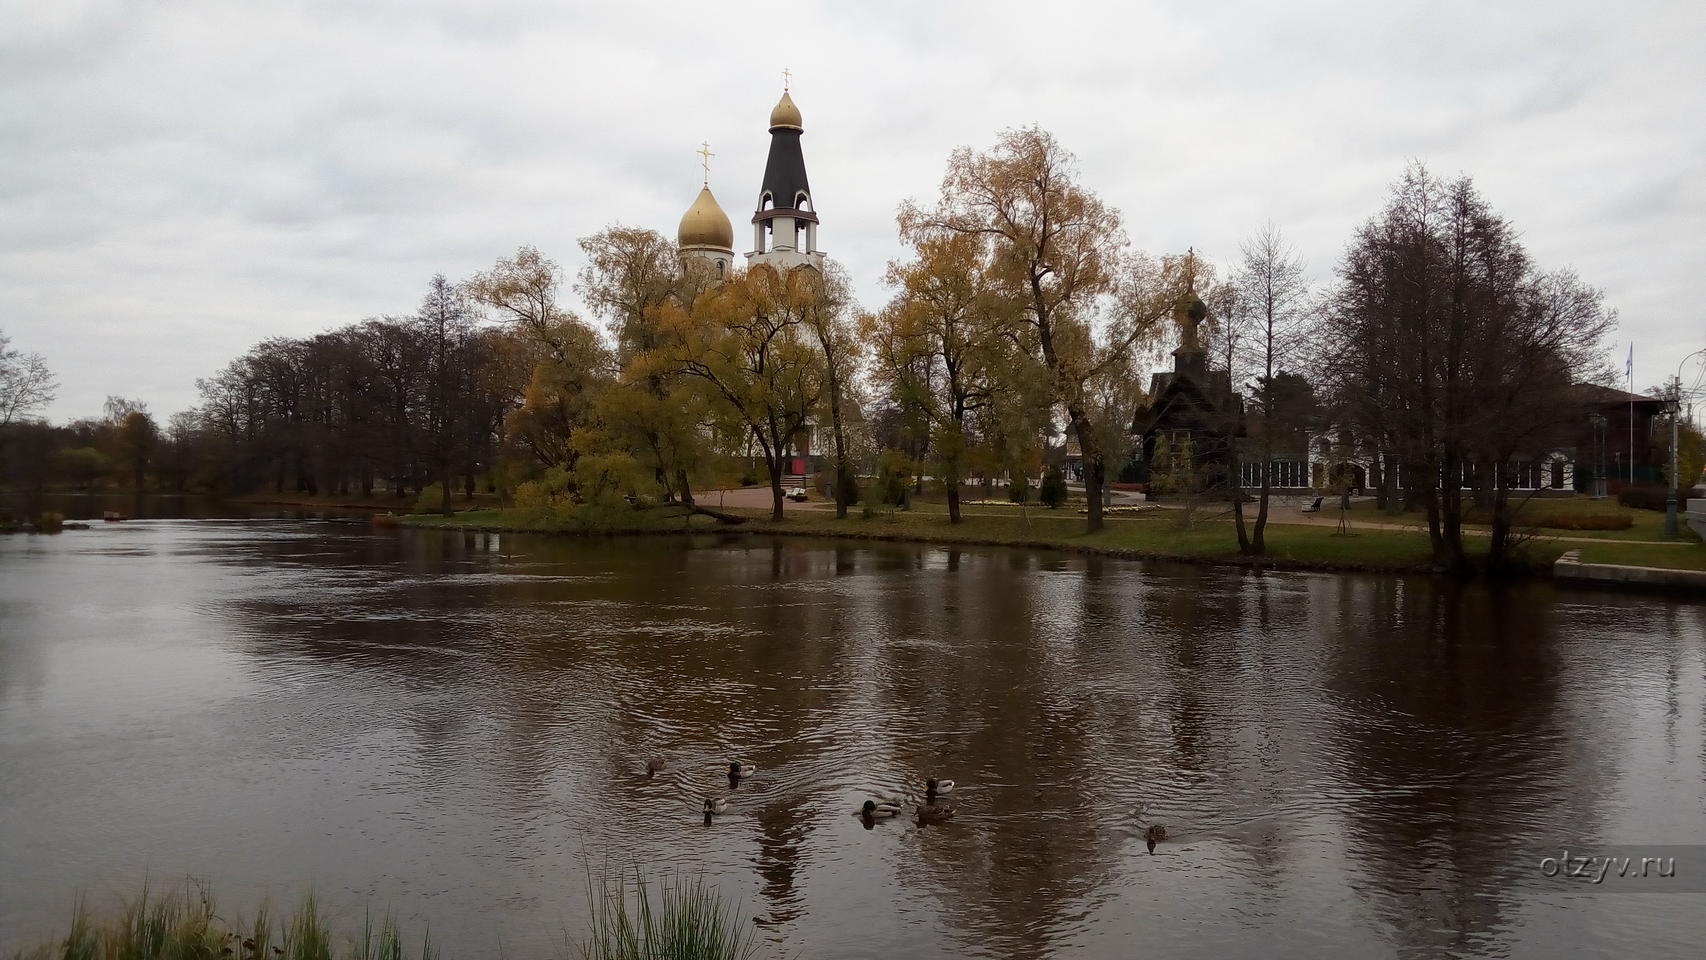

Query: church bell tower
[747,76,823,272]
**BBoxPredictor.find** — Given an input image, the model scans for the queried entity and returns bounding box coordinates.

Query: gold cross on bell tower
[782,67,791,92]
[697,141,714,186]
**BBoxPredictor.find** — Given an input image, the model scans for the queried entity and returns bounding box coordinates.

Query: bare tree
[0,330,58,429]
[1231,224,1311,555]
[1321,164,1615,572]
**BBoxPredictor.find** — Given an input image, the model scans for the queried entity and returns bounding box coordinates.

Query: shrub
[414,483,446,512]
[1008,475,1031,504]
[1469,506,1634,530]
[877,450,912,508]
[1039,465,1068,509]
[1617,484,1670,511]
[514,465,574,513]
[1537,513,1635,531]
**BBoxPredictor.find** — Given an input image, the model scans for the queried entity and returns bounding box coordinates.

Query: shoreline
[393,505,1705,596]
[399,510,1501,579]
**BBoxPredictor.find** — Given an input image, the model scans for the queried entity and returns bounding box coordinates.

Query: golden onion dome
[769,91,803,130]
[678,185,734,251]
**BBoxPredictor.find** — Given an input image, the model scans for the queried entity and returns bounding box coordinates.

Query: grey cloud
[1,0,1701,418]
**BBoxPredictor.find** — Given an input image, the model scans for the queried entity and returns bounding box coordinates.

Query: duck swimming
[926,777,955,796]
[703,796,726,825]
[915,798,955,824]
[1143,824,1167,853]
[645,758,666,777]
[728,761,756,782]
[860,800,902,818]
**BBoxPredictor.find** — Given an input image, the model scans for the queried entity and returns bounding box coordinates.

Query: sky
[4,0,1705,422]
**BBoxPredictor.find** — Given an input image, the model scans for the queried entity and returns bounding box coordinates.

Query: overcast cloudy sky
[4,0,1703,421]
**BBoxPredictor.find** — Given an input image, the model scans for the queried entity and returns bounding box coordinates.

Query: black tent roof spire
[747,76,823,271]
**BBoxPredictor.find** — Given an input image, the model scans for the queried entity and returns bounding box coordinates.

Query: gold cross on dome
[697,141,714,185]
[782,67,791,92]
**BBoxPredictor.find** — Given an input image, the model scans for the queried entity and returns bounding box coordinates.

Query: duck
[645,758,666,777]
[728,761,756,781]
[926,777,955,796]
[860,799,903,818]
[916,798,956,824]
[703,796,726,825]
[1143,823,1167,853]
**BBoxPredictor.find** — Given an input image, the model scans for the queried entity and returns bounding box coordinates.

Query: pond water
[1,518,1703,958]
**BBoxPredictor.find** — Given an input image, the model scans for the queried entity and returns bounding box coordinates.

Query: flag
[1626,343,1633,386]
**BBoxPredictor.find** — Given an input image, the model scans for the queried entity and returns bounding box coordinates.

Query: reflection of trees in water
[851,547,1121,959]
[1316,577,1610,957]
[195,526,1698,958]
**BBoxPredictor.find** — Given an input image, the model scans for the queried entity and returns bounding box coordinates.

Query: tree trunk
[768,463,785,520]
[1488,466,1511,570]
[1253,440,1271,555]
[946,464,962,524]
[1072,415,1104,533]
[676,468,695,507]
[1228,440,1250,555]
[439,456,452,515]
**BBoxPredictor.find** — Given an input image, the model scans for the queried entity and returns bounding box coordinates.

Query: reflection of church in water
[673,84,825,476]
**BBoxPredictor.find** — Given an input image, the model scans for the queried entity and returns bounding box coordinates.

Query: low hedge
[1461,507,1633,530]
[1617,484,1671,511]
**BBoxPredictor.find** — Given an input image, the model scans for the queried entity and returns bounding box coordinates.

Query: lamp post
[1665,382,1681,536]
[1668,348,1706,538]
[1588,412,1607,499]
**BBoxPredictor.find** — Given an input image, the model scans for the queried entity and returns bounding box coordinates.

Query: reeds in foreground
[576,868,759,960]
[9,872,758,960]
[8,883,436,960]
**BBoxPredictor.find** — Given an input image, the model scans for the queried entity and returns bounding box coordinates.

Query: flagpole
[1628,343,1635,484]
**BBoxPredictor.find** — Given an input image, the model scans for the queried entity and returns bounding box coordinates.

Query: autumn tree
[903,127,1173,532]
[669,265,825,520]
[575,226,710,505]
[103,396,158,493]
[467,246,611,479]
[796,263,861,518]
[869,231,1019,523]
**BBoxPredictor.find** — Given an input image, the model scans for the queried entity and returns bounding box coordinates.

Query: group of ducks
[647,759,962,827]
[859,776,957,825]
[650,760,1169,851]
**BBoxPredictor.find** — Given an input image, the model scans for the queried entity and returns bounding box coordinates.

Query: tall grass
[577,868,758,960]
[8,883,437,960]
[9,873,757,960]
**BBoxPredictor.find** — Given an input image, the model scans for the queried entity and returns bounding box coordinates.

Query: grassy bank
[399,499,1706,579]
[9,874,757,960]
[1335,495,1679,542]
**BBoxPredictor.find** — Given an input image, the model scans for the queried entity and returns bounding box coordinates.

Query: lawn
[399,498,1706,577]
[1339,494,1678,542]
[1575,541,1706,572]
[733,505,1560,572]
